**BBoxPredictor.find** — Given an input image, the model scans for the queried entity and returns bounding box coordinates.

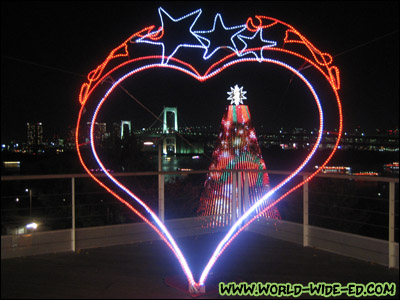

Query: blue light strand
[89,64,198,289]
[193,13,246,60]
[135,7,205,64]
[86,54,325,290]
[136,8,279,63]
[237,28,277,61]
[198,57,325,286]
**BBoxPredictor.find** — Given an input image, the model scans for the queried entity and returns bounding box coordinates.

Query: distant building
[86,122,107,142]
[257,129,399,152]
[112,122,121,140]
[27,122,43,149]
[65,126,76,149]
[97,122,106,141]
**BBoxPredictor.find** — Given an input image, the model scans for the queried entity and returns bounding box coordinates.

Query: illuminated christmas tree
[199,85,280,227]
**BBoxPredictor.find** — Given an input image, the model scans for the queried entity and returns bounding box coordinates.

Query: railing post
[29,189,32,219]
[388,181,395,268]
[71,177,76,252]
[303,175,309,247]
[158,144,165,223]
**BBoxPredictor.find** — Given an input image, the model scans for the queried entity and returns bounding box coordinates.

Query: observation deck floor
[2,231,398,299]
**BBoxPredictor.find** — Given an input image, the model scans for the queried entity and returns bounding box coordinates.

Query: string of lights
[74,7,343,293]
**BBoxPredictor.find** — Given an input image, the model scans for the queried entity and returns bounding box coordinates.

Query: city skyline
[2,117,399,147]
[1,1,399,143]
[2,117,398,156]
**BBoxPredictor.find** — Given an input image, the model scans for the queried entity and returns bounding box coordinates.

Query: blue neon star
[237,29,277,61]
[135,7,205,64]
[194,14,246,60]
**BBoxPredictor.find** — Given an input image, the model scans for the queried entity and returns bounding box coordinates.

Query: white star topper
[227,84,247,105]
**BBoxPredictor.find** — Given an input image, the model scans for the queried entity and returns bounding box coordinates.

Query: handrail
[1,168,398,267]
[2,169,399,182]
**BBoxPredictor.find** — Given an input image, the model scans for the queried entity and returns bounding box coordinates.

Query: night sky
[1,1,399,143]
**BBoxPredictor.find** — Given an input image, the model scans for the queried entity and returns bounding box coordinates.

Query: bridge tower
[162,107,178,134]
[120,120,132,139]
[162,107,178,155]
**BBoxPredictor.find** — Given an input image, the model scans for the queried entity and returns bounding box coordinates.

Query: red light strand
[77,9,343,291]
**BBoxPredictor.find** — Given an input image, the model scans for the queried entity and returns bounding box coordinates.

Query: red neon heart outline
[76,15,343,292]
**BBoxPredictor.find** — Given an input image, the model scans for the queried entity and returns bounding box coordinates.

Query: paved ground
[2,231,399,299]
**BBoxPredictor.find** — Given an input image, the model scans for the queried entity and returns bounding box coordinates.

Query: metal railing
[1,170,398,267]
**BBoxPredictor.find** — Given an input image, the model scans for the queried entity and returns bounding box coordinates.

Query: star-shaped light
[237,28,277,61]
[194,14,246,60]
[135,7,205,64]
[227,85,247,105]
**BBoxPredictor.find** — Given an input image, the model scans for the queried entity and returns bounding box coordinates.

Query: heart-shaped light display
[76,7,342,293]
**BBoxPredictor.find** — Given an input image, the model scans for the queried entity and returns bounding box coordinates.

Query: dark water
[1,147,398,178]
[147,148,398,176]
[147,154,211,173]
